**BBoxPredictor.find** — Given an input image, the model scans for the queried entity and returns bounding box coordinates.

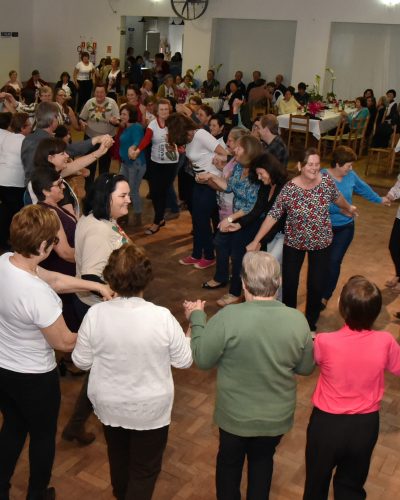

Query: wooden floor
[6,156,400,499]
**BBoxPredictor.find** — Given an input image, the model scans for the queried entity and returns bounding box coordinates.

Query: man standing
[79,84,120,190]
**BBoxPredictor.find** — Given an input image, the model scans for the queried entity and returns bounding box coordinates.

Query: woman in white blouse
[72,243,192,500]
[73,51,95,112]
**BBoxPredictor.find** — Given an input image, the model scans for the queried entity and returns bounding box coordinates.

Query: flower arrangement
[176,87,189,103]
[308,101,324,116]
[326,67,336,102]
[308,74,323,102]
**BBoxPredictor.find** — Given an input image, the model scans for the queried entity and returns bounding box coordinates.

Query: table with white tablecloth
[202,97,223,114]
[277,110,344,140]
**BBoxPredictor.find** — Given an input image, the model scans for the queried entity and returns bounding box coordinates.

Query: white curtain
[324,22,400,100]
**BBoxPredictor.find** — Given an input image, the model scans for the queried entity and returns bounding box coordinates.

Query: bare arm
[246,215,278,251]
[62,142,110,178]
[73,68,79,86]
[40,314,77,352]
[52,216,75,263]
[334,193,358,218]
[37,267,114,299]
[68,106,81,131]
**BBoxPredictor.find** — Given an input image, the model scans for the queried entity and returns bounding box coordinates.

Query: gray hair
[241,251,280,297]
[35,102,58,129]
[228,126,250,141]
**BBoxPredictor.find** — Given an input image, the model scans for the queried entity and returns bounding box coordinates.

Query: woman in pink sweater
[303,275,400,500]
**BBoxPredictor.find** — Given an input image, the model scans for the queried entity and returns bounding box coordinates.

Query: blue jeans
[322,222,355,301]
[214,220,261,297]
[192,184,218,260]
[120,159,146,214]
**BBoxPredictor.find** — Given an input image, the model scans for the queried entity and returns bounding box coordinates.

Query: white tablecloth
[202,97,223,114]
[277,110,343,140]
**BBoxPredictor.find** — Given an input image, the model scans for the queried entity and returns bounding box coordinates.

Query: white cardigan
[72,297,192,430]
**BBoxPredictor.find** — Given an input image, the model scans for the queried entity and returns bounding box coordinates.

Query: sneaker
[216,293,241,307]
[179,255,202,266]
[194,258,216,270]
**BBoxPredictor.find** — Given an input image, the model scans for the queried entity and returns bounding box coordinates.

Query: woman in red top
[303,276,400,500]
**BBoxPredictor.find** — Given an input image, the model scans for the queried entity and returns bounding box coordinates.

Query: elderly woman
[55,71,77,108]
[0,205,112,500]
[54,88,80,131]
[165,113,228,268]
[73,243,192,500]
[303,276,400,500]
[341,96,369,130]
[320,146,389,308]
[62,173,132,445]
[277,86,301,115]
[247,148,357,332]
[185,251,314,499]
[106,58,122,101]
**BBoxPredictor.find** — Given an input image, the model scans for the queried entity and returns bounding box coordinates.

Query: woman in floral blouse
[247,148,357,332]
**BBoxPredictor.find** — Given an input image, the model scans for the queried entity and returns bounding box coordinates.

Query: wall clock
[171,0,209,20]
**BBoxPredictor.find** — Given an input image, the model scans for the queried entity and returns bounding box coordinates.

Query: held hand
[232,98,243,114]
[212,154,227,169]
[246,240,261,252]
[98,284,116,301]
[340,204,358,218]
[227,222,241,232]
[79,168,91,178]
[218,218,231,232]
[80,120,88,131]
[195,172,211,184]
[381,196,391,206]
[97,142,110,157]
[128,146,139,160]
[109,116,120,126]
[183,300,206,320]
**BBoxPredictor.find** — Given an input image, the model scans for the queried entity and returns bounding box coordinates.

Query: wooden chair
[318,120,345,158]
[341,117,370,156]
[287,114,310,156]
[365,125,399,176]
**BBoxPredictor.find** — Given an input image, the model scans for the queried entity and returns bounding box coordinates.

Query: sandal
[144,220,165,235]
[202,280,227,289]
[216,293,241,307]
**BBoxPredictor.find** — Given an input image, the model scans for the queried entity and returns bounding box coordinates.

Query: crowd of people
[1,51,400,500]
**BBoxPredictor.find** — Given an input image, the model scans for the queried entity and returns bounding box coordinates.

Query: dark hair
[249,152,288,185]
[387,89,397,98]
[210,114,225,128]
[31,69,40,76]
[94,83,107,92]
[121,103,138,123]
[356,96,367,108]
[0,112,12,130]
[165,113,200,146]
[81,51,90,60]
[126,84,141,96]
[331,146,357,167]
[189,95,202,105]
[363,88,374,98]
[60,71,70,80]
[339,276,382,331]
[155,52,164,60]
[10,112,30,133]
[298,82,307,91]
[83,173,128,220]
[297,147,319,166]
[103,243,153,296]
[31,167,61,201]
[1,85,17,98]
[54,125,70,139]
[105,56,112,65]
[207,69,215,76]
[287,86,295,95]
[199,104,213,117]
[33,137,67,169]
[20,87,36,105]
[266,81,275,88]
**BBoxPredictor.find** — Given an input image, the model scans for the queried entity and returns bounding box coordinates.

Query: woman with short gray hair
[184,251,314,499]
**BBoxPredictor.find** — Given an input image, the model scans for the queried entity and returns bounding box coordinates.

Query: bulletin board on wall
[0,33,20,85]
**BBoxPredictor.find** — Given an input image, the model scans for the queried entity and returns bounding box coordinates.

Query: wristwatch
[227,216,233,223]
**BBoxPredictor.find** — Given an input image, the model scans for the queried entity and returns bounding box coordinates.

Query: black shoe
[62,427,95,445]
[202,281,227,289]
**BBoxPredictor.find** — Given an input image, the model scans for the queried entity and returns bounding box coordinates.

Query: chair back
[287,114,310,155]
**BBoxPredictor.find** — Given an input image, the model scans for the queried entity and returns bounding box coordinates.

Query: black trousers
[148,161,177,224]
[84,136,112,194]
[282,244,331,331]
[0,186,25,249]
[389,217,400,278]
[303,407,379,500]
[77,79,93,112]
[103,424,169,500]
[216,428,283,500]
[0,367,60,499]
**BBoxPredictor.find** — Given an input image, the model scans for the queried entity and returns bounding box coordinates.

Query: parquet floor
[5,157,400,499]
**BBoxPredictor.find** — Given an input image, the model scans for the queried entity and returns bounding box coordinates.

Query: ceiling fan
[170,0,209,20]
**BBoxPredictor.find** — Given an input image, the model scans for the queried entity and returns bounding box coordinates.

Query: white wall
[210,19,297,88]
[7,0,400,91]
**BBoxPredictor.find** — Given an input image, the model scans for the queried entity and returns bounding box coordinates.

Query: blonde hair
[241,251,281,297]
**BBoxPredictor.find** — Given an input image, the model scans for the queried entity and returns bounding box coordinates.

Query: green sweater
[190,300,314,437]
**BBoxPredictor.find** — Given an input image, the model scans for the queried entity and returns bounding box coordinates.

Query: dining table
[277,109,348,140]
